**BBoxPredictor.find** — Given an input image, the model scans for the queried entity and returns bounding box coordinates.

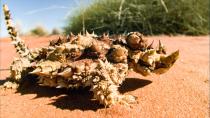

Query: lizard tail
[3,4,33,60]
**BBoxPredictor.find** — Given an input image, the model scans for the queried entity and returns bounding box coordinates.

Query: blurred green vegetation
[51,28,61,35]
[64,0,209,35]
[30,26,48,36]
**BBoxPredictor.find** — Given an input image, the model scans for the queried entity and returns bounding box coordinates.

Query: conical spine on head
[3,4,33,60]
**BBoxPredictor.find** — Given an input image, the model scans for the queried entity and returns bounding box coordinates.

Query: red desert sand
[0,35,209,118]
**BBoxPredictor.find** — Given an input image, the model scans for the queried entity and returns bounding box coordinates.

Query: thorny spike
[157,40,166,54]
[147,40,154,49]
[91,31,97,37]
[30,68,42,74]
[70,32,74,37]
[66,35,70,41]
[58,36,62,43]
[67,32,75,42]
[58,68,73,78]
[85,30,90,36]
[102,33,106,37]
[107,33,109,37]
[158,40,162,48]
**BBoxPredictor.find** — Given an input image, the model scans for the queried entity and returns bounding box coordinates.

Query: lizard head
[125,32,179,76]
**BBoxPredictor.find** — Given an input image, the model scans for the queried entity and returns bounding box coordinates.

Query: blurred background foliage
[64,0,209,35]
[30,26,48,36]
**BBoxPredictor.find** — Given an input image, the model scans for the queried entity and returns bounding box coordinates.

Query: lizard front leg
[91,79,137,107]
[91,60,137,107]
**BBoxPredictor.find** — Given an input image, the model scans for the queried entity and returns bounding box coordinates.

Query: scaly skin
[2,4,179,107]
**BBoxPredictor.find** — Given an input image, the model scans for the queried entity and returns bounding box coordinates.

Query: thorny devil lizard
[2,4,179,107]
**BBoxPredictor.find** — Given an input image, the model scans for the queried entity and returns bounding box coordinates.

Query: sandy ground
[0,35,209,118]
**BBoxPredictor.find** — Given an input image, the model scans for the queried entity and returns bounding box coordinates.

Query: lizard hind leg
[3,57,32,89]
